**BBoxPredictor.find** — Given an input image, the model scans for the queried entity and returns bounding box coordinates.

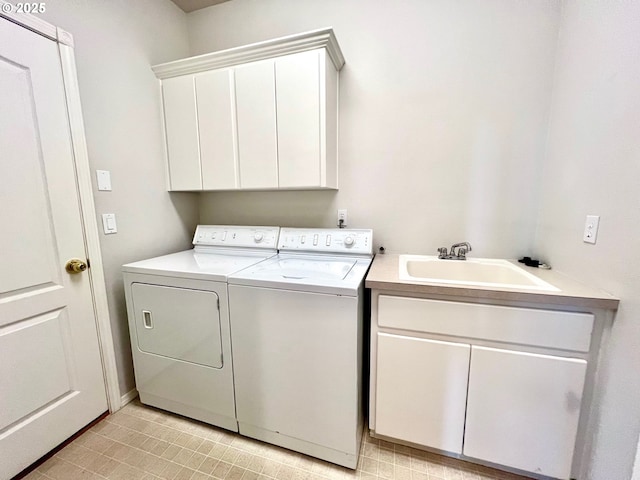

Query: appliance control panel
[193,225,280,249]
[278,228,373,255]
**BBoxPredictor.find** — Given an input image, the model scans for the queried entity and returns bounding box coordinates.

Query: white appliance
[122,225,279,431]
[228,227,374,468]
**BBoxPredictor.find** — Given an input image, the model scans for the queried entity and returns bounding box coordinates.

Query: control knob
[254,232,264,243]
[344,236,355,247]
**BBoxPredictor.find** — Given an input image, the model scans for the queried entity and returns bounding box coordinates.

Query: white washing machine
[228,227,373,468]
[122,225,279,431]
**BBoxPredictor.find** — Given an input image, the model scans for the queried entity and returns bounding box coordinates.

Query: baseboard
[120,389,138,407]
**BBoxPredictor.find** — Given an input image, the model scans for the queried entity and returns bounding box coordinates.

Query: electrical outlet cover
[337,209,347,227]
[583,215,599,244]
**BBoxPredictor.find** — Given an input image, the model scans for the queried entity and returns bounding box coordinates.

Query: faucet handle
[450,242,472,256]
[437,247,448,259]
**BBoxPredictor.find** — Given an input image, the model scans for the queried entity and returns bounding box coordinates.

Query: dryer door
[131,283,222,368]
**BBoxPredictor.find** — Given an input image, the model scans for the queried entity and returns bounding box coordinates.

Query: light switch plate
[96,170,112,191]
[583,215,599,244]
[102,213,117,234]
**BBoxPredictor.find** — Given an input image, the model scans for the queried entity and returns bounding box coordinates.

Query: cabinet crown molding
[152,27,344,79]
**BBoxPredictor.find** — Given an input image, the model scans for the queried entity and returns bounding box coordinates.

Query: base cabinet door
[375,333,470,453]
[464,346,587,479]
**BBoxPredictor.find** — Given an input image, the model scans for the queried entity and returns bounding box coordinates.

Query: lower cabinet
[464,346,587,479]
[375,333,470,454]
[371,294,594,479]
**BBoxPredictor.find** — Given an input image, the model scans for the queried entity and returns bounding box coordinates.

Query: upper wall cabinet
[152,29,344,191]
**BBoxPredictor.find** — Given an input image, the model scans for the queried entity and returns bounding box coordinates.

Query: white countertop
[365,254,619,310]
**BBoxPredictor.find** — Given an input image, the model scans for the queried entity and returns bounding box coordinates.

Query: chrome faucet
[437,242,472,260]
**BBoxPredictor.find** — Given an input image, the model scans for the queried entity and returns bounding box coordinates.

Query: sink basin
[399,255,559,291]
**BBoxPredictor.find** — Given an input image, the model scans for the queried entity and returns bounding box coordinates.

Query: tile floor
[24,400,532,480]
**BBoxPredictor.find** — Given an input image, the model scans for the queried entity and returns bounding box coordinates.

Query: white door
[0,19,108,479]
[375,333,470,454]
[464,346,587,479]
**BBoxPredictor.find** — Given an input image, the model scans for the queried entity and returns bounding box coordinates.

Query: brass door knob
[65,259,88,274]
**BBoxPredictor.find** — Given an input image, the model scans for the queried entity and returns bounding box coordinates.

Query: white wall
[33,2,639,477]
[189,1,640,477]
[41,0,198,396]
[189,0,561,258]
[534,2,640,479]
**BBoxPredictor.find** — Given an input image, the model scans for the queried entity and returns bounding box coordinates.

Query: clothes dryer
[122,225,279,431]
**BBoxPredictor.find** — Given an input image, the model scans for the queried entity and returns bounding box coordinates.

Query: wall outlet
[583,215,599,244]
[337,209,347,227]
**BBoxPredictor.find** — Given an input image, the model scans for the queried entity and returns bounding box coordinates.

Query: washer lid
[274,257,357,280]
[228,254,373,295]
[122,249,275,282]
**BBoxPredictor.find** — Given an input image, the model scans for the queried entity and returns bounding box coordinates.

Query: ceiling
[171,0,231,13]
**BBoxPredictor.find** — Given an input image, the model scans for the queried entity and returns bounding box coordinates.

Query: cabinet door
[375,333,470,453]
[234,60,278,188]
[196,69,238,190]
[162,76,201,190]
[275,50,321,187]
[464,346,587,479]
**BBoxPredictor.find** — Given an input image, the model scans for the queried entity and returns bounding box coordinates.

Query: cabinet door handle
[142,310,153,329]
